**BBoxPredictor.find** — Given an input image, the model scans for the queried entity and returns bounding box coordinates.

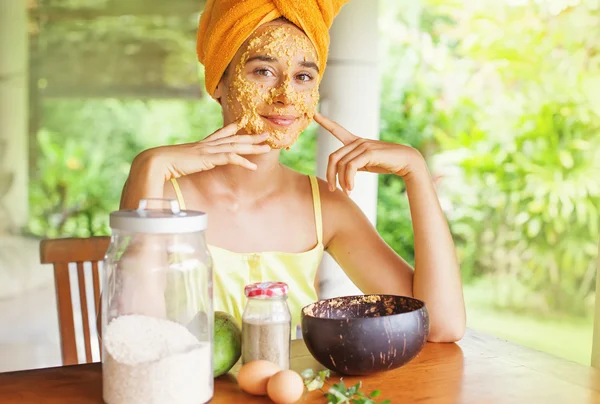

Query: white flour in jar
[103,314,212,404]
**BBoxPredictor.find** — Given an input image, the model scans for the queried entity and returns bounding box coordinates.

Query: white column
[0,0,29,233]
[316,0,380,299]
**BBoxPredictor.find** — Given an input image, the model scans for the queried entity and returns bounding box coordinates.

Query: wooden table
[2,329,600,403]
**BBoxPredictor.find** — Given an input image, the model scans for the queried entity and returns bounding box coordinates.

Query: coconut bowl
[301,294,429,375]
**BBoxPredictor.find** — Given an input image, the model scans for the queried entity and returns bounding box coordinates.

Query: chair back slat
[40,236,110,366]
[52,262,78,365]
[92,261,101,323]
[91,261,102,361]
[76,262,93,363]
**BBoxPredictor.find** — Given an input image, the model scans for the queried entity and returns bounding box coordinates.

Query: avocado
[213,311,242,377]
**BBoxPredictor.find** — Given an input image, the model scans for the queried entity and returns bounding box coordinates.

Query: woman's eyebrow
[300,60,319,73]
[246,55,319,73]
[246,55,277,64]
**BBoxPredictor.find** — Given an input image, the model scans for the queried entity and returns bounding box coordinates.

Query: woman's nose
[271,77,293,105]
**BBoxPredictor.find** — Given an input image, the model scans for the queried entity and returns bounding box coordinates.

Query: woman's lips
[261,115,297,127]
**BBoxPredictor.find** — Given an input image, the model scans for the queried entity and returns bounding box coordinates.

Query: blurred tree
[378,0,600,314]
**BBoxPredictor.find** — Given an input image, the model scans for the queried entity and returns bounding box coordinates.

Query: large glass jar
[241,282,291,369]
[102,199,213,404]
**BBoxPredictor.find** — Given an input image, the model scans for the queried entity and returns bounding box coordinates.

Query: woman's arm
[120,123,269,209]
[120,151,167,209]
[405,161,465,342]
[324,180,465,342]
[316,112,465,342]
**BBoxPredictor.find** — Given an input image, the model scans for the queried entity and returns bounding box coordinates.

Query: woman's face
[214,21,320,149]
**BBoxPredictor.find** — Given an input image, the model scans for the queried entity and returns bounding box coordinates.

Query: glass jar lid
[110,199,207,234]
[244,281,289,298]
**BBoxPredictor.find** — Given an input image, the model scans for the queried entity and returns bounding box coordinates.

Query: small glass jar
[102,199,213,404]
[241,282,291,369]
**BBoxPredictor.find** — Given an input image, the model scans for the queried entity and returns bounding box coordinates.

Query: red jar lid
[244,282,289,298]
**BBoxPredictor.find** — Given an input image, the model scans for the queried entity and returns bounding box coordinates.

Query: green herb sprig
[301,368,331,391]
[301,368,391,404]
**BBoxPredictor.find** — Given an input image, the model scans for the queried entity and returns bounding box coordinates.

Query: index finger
[314,112,357,145]
[204,121,241,141]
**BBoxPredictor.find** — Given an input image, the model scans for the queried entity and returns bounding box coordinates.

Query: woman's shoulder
[306,175,370,247]
[282,169,341,199]
[281,169,349,204]
[279,169,345,207]
[309,175,352,207]
[163,171,212,207]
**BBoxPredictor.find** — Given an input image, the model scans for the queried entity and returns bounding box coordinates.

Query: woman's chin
[265,120,310,149]
[265,134,299,149]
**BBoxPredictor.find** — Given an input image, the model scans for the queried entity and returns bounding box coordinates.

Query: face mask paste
[227,25,320,149]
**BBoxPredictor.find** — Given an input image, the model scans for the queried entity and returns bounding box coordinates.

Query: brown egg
[237,360,280,396]
[267,370,305,404]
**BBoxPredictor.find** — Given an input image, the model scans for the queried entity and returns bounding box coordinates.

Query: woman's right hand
[120,122,270,209]
[137,121,271,181]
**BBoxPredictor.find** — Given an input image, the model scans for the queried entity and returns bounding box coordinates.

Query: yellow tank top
[170,175,323,338]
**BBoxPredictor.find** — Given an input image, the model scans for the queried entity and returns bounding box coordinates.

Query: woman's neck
[209,150,287,201]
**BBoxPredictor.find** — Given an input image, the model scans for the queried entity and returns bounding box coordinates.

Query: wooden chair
[40,236,110,366]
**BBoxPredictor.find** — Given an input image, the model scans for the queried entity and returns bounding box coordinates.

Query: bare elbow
[427,318,466,343]
[428,328,465,343]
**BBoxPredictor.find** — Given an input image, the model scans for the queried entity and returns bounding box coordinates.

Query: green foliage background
[28,0,600,318]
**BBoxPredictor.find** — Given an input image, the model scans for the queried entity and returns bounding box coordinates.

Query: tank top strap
[170,178,187,210]
[308,175,323,245]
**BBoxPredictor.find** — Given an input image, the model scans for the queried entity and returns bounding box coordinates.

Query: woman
[121,0,465,342]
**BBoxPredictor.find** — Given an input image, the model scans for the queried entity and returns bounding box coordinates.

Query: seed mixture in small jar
[241,281,292,369]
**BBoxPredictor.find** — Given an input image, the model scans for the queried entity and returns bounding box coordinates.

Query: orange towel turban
[197,0,350,96]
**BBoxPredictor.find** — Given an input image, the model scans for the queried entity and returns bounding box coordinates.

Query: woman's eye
[296,73,313,82]
[255,68,274,77]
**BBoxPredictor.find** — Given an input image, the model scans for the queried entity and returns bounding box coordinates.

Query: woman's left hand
[314,112,427,194]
